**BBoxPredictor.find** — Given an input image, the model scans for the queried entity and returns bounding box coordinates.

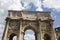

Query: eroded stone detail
[9,20,20,31]
[2,10,56,40]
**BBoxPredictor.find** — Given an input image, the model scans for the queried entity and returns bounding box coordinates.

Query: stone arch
[24,29,35,40]
[23,25,37,33]
[44,34,51,40]
[9,33,17,40]
[23,25,37,40]
[58,37,60,40]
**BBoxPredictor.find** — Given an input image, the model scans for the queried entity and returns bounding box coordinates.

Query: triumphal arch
[2,10,56,40]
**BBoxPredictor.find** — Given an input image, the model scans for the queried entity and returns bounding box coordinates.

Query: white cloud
[1,0,60,40]
[8,0,24,10]
[0,0,8,6]
[0,9,4,13]
[0,0,13,7]
[24,30,35,40]
[36,7,43,11]
[43,0,60,9]
[21,0,41,7]
[8,4,23,10]
[13,36,17,40]
[24,34,35,40]
[0,24,5,40]
[8,0,43,11]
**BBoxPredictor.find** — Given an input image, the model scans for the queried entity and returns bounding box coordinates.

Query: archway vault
[23,24,37,33]
[44,34,51,40]
[9,33,17,40]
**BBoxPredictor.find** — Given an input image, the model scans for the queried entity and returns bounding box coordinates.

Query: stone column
[39,21,42,40]
[51,21,56,40]
[37,32,41,40]
[2,21,9,40]
[18,20,24,40]
[10,12,13,18]
[36,21,41,40]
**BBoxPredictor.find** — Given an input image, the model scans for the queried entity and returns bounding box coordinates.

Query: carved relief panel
[41,21,52,32]
[45,21,52,32]
[22,20,38,27]
[41,22,46,31]
[9,20,20,31]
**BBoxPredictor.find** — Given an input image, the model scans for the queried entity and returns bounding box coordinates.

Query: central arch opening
[13,36,17,40]
[24,29,35,40]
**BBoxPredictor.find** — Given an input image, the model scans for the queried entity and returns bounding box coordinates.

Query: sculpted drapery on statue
[2,10,56,40]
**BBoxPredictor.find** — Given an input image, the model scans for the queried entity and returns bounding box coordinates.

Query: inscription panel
[22,12,37,20]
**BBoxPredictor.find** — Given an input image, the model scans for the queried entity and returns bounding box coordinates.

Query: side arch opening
[58,37,60,40]
[44,34,51,40]
[9,33,17,40]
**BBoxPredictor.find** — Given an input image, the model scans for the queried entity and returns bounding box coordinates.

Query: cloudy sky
[0,0,60,40]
